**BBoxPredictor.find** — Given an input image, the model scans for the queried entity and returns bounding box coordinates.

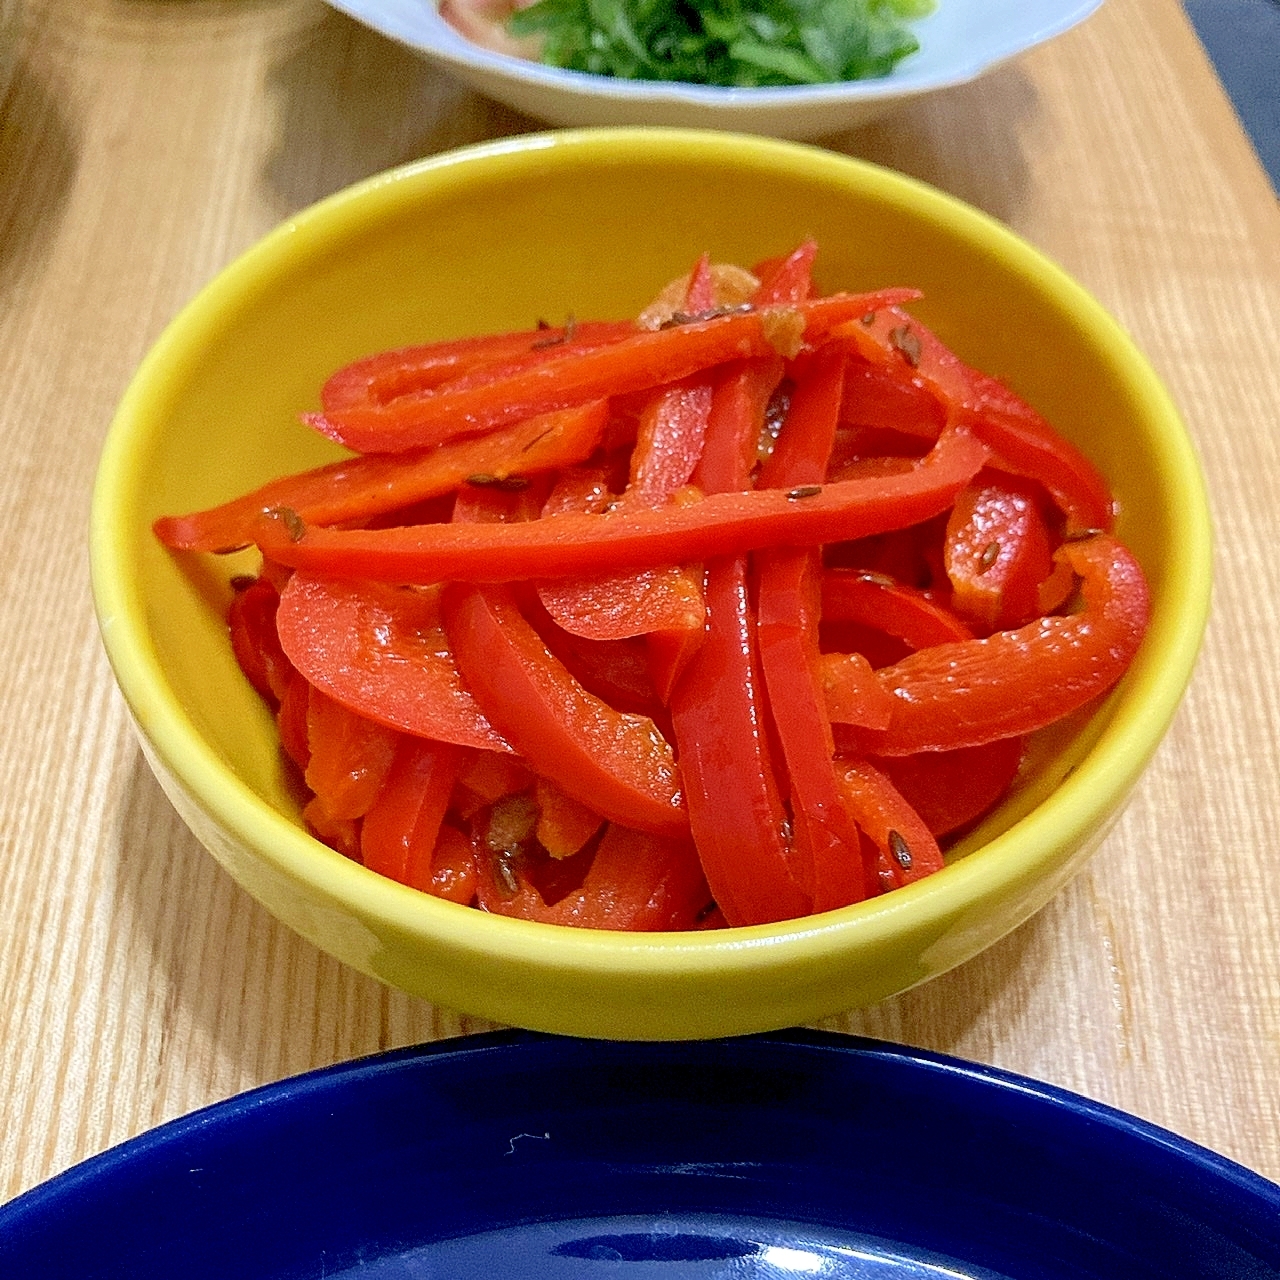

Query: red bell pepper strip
[227,576,294,705]
[359,736,466,888]
[820,569,974,650]
[876,737,1024,838]
[275,573,514,753]
[442,581,688,838]
[547,826,711,930]
[669,555,812,926]
[534,776,605,858]
[863,534,1150,755]
[840,357,946,440]
[944,471,1056,633]
[277,669,312,772]
[820,651,897,730]
[694,357,786,494]
[752,240,818,304]
[834,758,945,891]
[303,793,361,861]
[667,263,823,924]
[302,688,401,821]
[628,379,715,505]
[755,340,870,911]
[453,753,534,818]
[425,825,480,905]
[756,544,871,910]
[475,823,710,931]
[536,381,712,648]
[965,368,1116,536]
[693,243,814,490]
[531,623,665,720]
[252,426,990,584]
[321,320,637,414]
[310,290,920,455]
[538,564,706,643]
[837,306,1114,534]
[153,401,608,553]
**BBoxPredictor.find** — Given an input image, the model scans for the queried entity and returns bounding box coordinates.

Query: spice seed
[888,829,913,870]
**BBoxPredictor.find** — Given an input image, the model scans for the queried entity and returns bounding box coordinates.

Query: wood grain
[2,0,1279,1206]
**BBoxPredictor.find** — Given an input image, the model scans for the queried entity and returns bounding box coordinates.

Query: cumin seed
[888,829,913,870]
[466,473,529,491]
[267,506,306,542]
[889,325,921,368]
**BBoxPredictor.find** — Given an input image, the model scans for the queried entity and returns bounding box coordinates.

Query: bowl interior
[91,130,1210,1035]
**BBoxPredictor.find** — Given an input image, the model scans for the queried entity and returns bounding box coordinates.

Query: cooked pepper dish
[154,244,1149,930]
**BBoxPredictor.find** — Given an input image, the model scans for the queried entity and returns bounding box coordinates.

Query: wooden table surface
[3,0,1280,1207]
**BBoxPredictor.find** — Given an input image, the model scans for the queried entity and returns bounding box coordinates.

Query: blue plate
[2,1030,1278,1278]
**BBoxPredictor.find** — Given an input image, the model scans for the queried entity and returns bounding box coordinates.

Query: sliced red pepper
[442,581,687,838]
[693,357,785,493]
[321,320,636,414]
[840,357,946,440]
[253,427,990,584]
[965,369,1115,536]
[453,752,534,818]
[944,470,1056,633]
[628,379,715,505]
[534,776,605,858]
[834,758,945,891]
[820,651,897,730]
[359,736,466,887]
[475,822,710,931]
[311,290,920,455]
[876,737,1024,838]
[426,824,479,905]
[668,276,818,923]
[277,669,312,772]
[755,340,869,911]
[757,546,870,910]
[302,688,400,821]
[153,401,608,553]
[837,306,1114,534]
[669,556,811,926]
[820,568,974,650]
[538,565,705,643]
[303,793,361,861]
[752,240,818,304]
[691,244,810,489]
[535,380,712,651]
[544,825,710,930]
[755,342,845,489]
[863,534,1150,755]
[227,575,293,704]
[275,573,513,753]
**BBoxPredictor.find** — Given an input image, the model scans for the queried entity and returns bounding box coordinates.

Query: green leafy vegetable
[506,0,934,87]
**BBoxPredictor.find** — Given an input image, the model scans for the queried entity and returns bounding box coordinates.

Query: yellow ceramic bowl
[90,130,1211,1040]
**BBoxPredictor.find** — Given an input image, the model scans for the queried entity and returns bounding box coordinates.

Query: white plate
[324,0,1104,138]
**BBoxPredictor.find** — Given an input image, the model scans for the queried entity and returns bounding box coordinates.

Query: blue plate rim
[4,1026,1277,1230]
